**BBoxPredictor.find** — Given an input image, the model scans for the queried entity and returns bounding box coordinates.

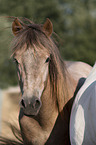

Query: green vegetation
[0,0,96,88]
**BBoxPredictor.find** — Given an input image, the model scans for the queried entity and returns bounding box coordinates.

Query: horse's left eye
[45,57,50,63]
[13,58,19,65]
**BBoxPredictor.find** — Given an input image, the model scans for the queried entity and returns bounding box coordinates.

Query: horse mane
[0,124,23,145]
[0,137,23,145]
[11,17,69,112]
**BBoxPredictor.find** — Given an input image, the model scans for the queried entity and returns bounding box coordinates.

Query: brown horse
[0,18,92,145]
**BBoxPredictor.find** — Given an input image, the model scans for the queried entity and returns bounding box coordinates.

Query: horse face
[14,47,50,116]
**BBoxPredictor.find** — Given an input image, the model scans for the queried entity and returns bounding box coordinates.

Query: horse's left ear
[43,18,53,36]
[12,18,23,36]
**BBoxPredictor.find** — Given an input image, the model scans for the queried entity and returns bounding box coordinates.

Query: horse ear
[43,18,53,36]
[12,18,22,36]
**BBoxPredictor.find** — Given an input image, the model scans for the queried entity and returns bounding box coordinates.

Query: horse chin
[24,109,40,117]
[19,107,40,118]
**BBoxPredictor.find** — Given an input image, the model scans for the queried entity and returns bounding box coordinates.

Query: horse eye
[13,58,19,65]
[45,57,50,63]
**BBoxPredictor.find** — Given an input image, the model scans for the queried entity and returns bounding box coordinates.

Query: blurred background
[0,0,96,88]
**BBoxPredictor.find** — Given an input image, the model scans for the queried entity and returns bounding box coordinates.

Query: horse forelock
[11,17,48,54]
[12,17,69,113]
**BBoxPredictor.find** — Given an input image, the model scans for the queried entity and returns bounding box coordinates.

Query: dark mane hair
[12,17,69,112]
[12,18,46,52]
[0,124,23,145]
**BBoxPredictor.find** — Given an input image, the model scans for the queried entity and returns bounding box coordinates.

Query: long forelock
[11,18,49,54]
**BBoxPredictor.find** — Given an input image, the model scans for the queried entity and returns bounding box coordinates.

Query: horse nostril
[35,99,40,109]
[20,99,26,108]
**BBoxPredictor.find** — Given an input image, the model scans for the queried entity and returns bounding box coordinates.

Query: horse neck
[19,68,73,145]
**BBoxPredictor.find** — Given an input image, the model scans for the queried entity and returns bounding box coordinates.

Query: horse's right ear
[43,18,53,37]
[12,18,22,36]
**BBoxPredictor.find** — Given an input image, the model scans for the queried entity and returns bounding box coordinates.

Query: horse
[0,17,92,145]
[70,63,96,145]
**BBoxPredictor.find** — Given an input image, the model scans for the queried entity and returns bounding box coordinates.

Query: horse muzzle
[20,96,42,116]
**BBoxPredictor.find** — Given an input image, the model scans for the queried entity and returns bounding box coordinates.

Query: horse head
[12,18,53,116]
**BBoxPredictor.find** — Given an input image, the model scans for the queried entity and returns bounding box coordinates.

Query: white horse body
[70,63,96,145]
[65,61,92,81]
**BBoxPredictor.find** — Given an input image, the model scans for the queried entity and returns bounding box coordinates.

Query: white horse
[70,63,96,145]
